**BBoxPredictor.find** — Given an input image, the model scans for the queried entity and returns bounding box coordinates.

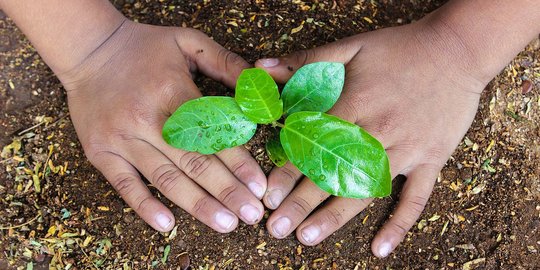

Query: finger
[89,150,175,232]
[157,72,266,199]
[266,178,329,239]
[215,146,267,199]
[371,163,441,258]
[119,139,241,233]
[296,197,373,245]
[175,151,265,225]
[292,147,411,244]
[177,28,250,88]
[147,137,265,225]
[254,36,363,83]
[263,162,304,209]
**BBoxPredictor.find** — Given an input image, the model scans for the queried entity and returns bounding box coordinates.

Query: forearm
[424,0,540,84]
[0,0,125,74]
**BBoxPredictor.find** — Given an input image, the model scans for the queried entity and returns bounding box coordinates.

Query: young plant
[163,62,391,198]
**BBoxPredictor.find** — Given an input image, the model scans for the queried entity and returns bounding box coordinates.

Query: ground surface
[1,1,540,269]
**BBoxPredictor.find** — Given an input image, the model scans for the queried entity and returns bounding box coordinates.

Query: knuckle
[111,173,139,197]
[83,145,108,165]
[230,160,248,178]
[191,195,212,217]
[291,49,312,68]
[403,195,429,214]
[135,196,153,213]
[158,80,182,113]
[320,208,343,227]
[288,195,313,216]
[81,132,120,161]
[216,184,239,206]
[388,219,409,236]
[179,152,212,179]
[217,49,247,77]
[278,166,299,184]
[225,50,246,67]
[422,148,447,166]
[151,164,182,194]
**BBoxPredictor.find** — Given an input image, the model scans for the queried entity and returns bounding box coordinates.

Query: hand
[255,18,489,256]
[59,21,267,233]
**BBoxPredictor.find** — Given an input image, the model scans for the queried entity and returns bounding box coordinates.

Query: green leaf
[235,68,283,124]
[280,111,391,198]
[60,208,71,219]
[265,132,288,167]
[162,245,171,264]
[162,97,257,154]
[282,62,345,114]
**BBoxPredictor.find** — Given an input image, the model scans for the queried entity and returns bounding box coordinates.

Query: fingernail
[215,211,236,231]
[301,225,321,244]
[156,213,173,230]
[248,182,264,199]
[259,58,279,67]
[272,216,291,237]
[240,204,261,223]
[378,242,393,258]
[267,189,283,209]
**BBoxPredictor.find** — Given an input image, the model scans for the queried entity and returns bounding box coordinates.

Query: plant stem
[272,121,285,128]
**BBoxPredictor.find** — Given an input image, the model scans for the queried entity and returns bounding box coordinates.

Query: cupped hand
[255,18,489,257]
[59,20,267,233]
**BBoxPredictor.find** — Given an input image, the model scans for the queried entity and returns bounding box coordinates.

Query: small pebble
[179,253,190,270]
[522,80,533,94]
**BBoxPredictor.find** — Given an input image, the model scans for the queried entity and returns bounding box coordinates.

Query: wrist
[411,15,488,92]
[0,0,127,75]
[59,20,137,91]
[418,0,540,87]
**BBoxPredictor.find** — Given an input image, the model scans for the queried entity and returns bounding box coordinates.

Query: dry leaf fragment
[462,258,485,270]
[291,23,304,34]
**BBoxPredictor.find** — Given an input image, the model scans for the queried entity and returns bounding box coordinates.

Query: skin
[1,0,539,259]
[256,0,540,258]
[0,1,268,233]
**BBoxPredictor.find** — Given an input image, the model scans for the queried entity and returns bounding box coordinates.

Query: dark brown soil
[1,1,540,269]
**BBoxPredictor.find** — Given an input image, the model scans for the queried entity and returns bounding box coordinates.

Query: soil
[1,1,540,269]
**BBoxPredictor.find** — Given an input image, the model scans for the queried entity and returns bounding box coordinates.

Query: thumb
[254,36,363,84]
[176,28,251,88]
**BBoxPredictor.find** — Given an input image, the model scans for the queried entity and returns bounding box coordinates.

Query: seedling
[163,62,391,198]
